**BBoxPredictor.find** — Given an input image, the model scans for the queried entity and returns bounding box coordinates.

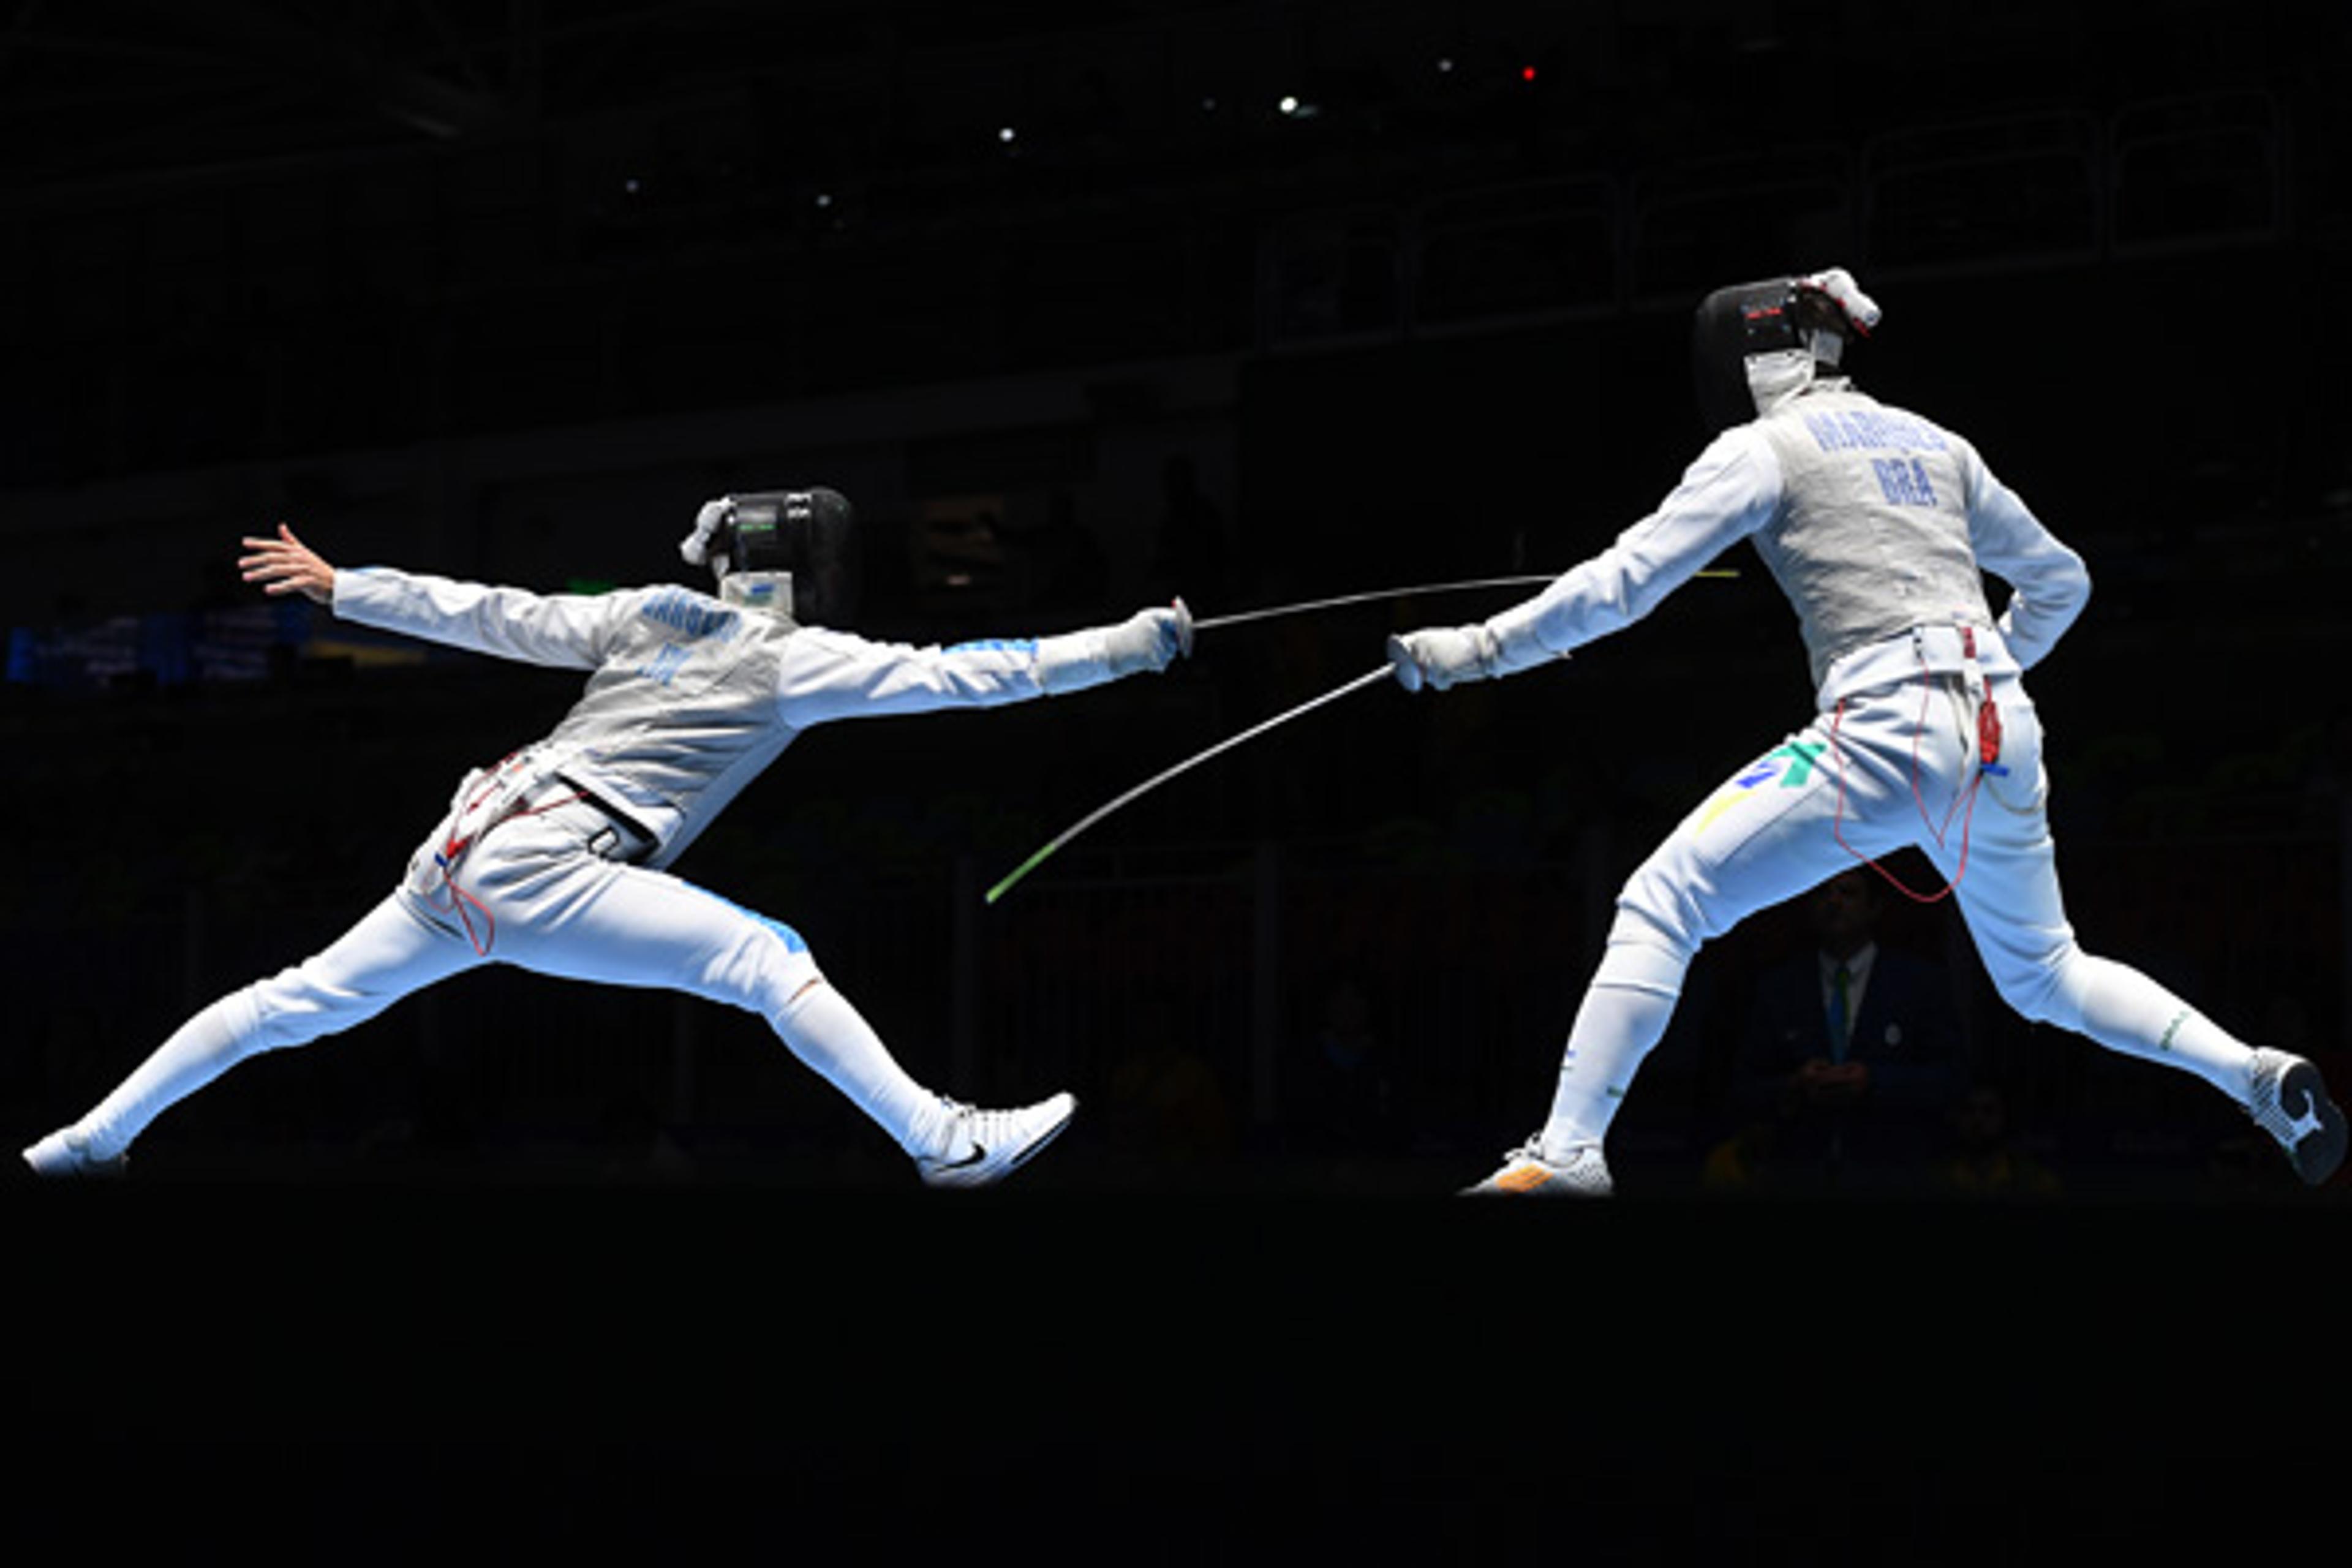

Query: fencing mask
[1690,267,1881,435]
[678,488,860,623]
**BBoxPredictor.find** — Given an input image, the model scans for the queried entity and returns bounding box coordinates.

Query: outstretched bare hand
[238,522,336,605]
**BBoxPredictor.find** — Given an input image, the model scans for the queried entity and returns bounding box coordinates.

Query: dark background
[4,1,2345,1555]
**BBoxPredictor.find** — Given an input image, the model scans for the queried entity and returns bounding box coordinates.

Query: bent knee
[1992,946,2083,1030]
[1607,903,1697,968]
[710,921,823,1011]
[1597,906,1696,998]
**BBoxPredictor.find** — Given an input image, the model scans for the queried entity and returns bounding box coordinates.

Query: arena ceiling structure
[13,1,2305,212]
[1,0,2335,496]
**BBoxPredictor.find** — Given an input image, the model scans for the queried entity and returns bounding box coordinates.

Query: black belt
[554,774,658,861]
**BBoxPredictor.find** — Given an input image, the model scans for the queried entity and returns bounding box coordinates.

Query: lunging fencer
[23,489,1191,1185]
[1386,267,2346,1195]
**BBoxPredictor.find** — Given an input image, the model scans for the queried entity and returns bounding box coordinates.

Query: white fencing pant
[1540,666,2258,1152]
[59,793,941,1163]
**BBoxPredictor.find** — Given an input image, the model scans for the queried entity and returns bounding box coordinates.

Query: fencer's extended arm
[331,566,634,669]
[1390,431,1777,690]
[1955,442,2089,669]
[774,601,1192,725]
[1036,599,1194,695]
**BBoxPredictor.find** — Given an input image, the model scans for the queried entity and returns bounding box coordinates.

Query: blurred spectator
[1708,869,1965,1193]
[1103,1009,1238,1178]
[1934,1082,2060,1198]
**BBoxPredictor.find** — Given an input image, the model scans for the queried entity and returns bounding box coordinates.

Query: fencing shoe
[916,1092,1077,1189]
[2245,1049,2346,1186]
[21,1129,128,1179]
[1462,1137,1613,1196]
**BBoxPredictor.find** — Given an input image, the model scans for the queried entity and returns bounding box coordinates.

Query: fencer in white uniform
[23,489,1191,1186]
[1387,268,2345,1195]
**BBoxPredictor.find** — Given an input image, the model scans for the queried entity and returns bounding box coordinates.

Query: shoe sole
[22,1137,127,1179]
[993,1101,1075,1180]
[2277,1061,2347,1185]
[1461,1163,1614,1196]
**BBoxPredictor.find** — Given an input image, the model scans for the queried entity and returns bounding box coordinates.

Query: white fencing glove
[1039,598,1193,694]
[1387,619,1559,693]
[1104,597,1193,676]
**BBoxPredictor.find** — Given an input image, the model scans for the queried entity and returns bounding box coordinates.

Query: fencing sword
[983,565,1742,902]
[1189,568,1737,634]
[985,663,1393,903]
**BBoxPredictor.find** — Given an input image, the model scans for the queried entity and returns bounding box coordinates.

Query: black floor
[9,1175,2339,1561]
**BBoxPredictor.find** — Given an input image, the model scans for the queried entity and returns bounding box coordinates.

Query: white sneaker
[916,1093,1077,1189]
[2245,1049,2346,1186]
[1461,1137,1613,1196]
[22,1129,128,1179]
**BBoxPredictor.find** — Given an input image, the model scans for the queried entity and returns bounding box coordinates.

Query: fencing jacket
[1485,380,2092,707]
[333,568,1128,870]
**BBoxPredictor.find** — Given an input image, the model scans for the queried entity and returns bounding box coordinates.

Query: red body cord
[434,759,584,956]
[1826,660,1996,906]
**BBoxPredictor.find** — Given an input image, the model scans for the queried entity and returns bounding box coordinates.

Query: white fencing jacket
[334,568,1128,869]
[1486,380,2092,707]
